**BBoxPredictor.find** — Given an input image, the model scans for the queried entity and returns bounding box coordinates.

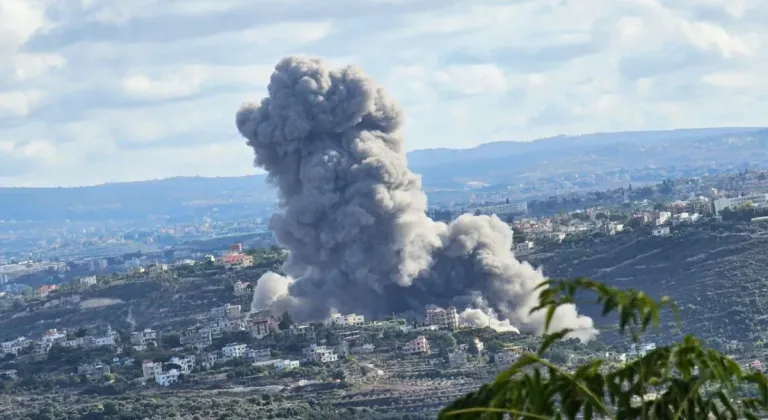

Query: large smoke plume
[236,56,597,340]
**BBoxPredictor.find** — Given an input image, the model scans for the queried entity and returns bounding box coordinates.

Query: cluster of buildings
[180,304,279,351]
[1,325,119,359]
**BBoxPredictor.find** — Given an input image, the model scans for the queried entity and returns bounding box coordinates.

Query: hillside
[523,221,768,346]
[2,127,767,222]
[4,223,768,347]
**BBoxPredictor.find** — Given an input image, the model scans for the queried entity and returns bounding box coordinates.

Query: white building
[303,344,339,363]
[155,369,180,387]
[630,342,657,357]
[130,329,157,347]
[142,360,163,379]
[233,281,249,296]
[655,211,671,225]
[167,356,195,374]
[210,304,242,319]
[425,305,459,330]
[2,337,29,355]
[326,313,365,327]
[245,348,271,362]
[402,336,430,355]
[652,226,670,237]
[714,194,768,215]
[276,360,300,370]
[79,276,98,287]
[515,241,535,254]
[471,202,528,217]
[222,343,247,358]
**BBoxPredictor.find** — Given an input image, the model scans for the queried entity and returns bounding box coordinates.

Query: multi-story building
[326,313,365,327]
[629,342,657,357]
[714,193,768,215]
[180,328,213,350]
[79,276,98,287]
[403,336,430,355]
[130,329,157,347]
[425,305,459,330]
[233,281,249,296]
[302,344,339,363]
[1,337,29,355]
[276,360,300,370]
[77,363,111,380]
[155,369,180,387]
[448,351,468,367]
[245,348,271,362]
[246,315,278,338]
[222,343,247,358]
[210,304,242,319]
[198,352,220,369]
[166,356,195,374]
[142,360,163,379]
[495,351,520,366]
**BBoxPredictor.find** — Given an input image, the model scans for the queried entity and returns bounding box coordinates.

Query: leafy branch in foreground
[439,277,768,419]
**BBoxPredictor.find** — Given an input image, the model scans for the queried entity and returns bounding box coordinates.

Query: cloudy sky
[0,0,765,187]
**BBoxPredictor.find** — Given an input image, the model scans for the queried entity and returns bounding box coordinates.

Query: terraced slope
[524,222,768,345]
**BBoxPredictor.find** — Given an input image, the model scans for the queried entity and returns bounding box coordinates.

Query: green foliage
[439,277,768,419]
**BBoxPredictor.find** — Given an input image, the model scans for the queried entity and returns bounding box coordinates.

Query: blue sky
[0,0,765,187]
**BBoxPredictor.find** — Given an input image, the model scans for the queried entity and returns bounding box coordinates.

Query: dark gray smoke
[236,56,596,340]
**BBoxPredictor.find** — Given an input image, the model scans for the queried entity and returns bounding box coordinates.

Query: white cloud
[435,64,509,95]
[0,0,767,186]
[0,90,44,117]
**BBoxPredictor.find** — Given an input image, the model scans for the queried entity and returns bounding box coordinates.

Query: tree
[439,277,768,419]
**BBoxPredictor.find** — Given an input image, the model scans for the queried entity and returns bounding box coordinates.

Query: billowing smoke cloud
[249,272,294,314]
[237,56,597,340]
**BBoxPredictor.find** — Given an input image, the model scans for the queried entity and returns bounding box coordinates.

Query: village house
[155,369,180,387]
[222,343,247,358]
[326,313,366,327]
[302,344,339,363]
[166,355,195,374]
[77,363,111,380]
[233,281,249,296]
[220,253,254,269]
[402,336,430,355]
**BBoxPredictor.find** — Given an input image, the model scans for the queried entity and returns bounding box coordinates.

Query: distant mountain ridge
[2,127,767,222]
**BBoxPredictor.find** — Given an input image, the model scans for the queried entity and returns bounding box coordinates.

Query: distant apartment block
[470,202,528,217]
[425,305,459,330]
[714,193,768,215]
[79,276,98,287]
[652,226,670,237]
